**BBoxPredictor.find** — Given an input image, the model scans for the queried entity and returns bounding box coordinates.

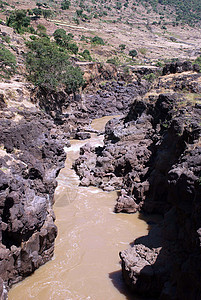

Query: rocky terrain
[0,4,201,297]
[0,24,153,297]
[0,94,70,298]
[74,61,201,299]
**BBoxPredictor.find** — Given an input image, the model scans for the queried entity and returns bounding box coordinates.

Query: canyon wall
[74,62,201,299]
[0,100,67,298]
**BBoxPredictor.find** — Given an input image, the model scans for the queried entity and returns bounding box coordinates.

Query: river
[8,116,148,300]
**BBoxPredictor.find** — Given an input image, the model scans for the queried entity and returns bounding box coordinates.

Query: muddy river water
[8,116,148,300]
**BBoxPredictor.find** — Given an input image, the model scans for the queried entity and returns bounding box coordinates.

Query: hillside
[0,0,201,65]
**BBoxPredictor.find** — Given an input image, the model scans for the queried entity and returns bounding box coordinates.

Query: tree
[91,36,105,45]
[119,44,126,51]
[61,0,71,10]
[25,37,84,93]
[53,29,78,53]
[129,49,137,60]
[80,49,92,61]
[6,10,30,33]
[32,7,42,18]
[67,42,78,54]
[53,28,68,46]
[42,9,53,19]
[0,44,16,78]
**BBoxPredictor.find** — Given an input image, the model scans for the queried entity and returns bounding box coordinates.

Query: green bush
[194,56,201,71]
[143,72,157,82]
[119,44,126,51]
[106,57,119,66]
[0,44,16,78]
[91,36,105,45]
[80,49,92,61]
[1,35,10,43]
[53,29,78,53]
[61,0,71,10]
[25,37,83,93]
[6,10,30,33]
[37,24,47,36]
[26,26,36,34]
[129,49,137,59]
[32,7,42,17]
[42,9,53,19]
[67,42,78,54]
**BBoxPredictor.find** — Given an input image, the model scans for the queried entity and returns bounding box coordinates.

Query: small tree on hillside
[61,0,71,10]
[25,37,83,93]
[129,49,137,60]
[119,44,126,51]
[6,10,30,33]
[0,44,16,78]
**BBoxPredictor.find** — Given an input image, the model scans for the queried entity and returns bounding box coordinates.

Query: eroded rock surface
[74,65,201,299]
[0,108,67,296]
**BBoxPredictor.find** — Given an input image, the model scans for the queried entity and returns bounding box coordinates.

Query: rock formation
[74,62,201,299]
[0,104,67,297]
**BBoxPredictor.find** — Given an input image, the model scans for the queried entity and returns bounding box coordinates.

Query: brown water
[8,116,148,300]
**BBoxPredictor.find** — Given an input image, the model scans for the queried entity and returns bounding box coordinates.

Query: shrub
[143,72,156,82]
[1,35,10,43]
[80,49,92,61]
[139,48,147,55]
[37,24,47,36]
[42,9,53,19]
[6,10,30,33]
[32,7,42,17]
[194,56,201,71]
[0,44,16,78]
[61,0,71,10]
[91,36,105,45]
[67,42,78,54]
[53,29,78,53]
[25,37,83,93]
[119,44,126,51]
[129,49,137,59]
[106,57,119,66]
[26,26,36,34]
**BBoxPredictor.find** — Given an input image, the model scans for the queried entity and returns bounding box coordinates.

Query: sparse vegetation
[25,37,84,92]
[194,55,201,71]
[129,49,137,60]
[0,44,16,78]
[61,0,71,10]
[80,49,92,61]
[119,44,126,51]
[53,29,78,54]
[6,10,30,33]
[91,36,105,45]
[143,72,157,82]
[106,56,119,65]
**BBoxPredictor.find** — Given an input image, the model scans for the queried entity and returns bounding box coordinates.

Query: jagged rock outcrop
[0,108,67,297]
[162,60,200,75]
[74,66,201,299]
[30,79,150,137]
[82,80,149,119]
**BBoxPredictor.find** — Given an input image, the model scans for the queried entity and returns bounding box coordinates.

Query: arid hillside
[0,0,201,65]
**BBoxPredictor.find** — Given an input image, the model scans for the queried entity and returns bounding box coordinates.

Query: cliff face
[0,100,67,298]
[74,63,201,299]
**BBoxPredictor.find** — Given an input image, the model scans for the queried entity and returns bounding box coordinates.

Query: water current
[8,116,148,300]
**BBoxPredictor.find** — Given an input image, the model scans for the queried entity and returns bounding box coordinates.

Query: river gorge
[8,116,148,300]
[1,61,201,300]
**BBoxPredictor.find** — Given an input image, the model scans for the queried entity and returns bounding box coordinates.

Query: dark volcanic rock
[82,80,149,119]
[75,131,91,140]
[74,67,201,299]
[162,61,194,75]
[0,110,66,295]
